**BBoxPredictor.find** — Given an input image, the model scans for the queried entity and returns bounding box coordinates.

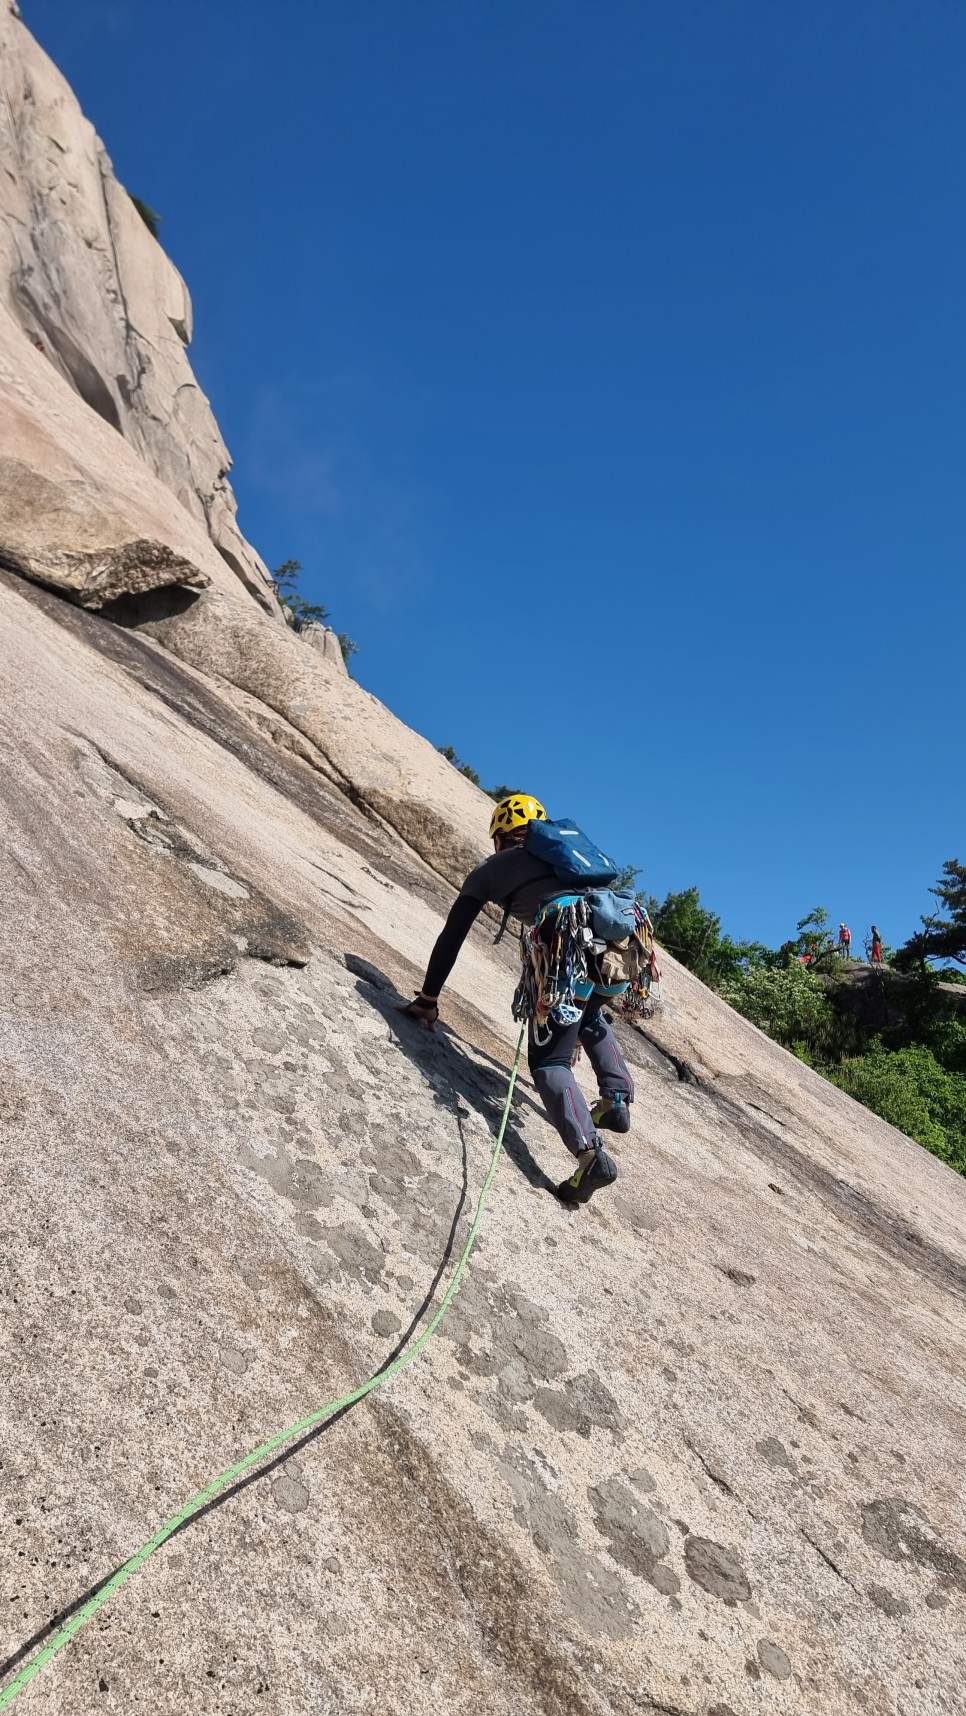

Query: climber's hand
[398,993,440,1031]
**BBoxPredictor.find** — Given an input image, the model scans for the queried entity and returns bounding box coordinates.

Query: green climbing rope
[0,1024,526,1711]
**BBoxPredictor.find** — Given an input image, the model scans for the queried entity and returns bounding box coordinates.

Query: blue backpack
[527,822,642,946]
[524,817,620,889]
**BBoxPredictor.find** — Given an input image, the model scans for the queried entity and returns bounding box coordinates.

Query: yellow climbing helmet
[489,793,547,841]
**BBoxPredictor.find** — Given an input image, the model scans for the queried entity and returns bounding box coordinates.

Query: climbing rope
[0,1025,526,1711]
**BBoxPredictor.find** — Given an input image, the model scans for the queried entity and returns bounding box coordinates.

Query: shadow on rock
[0,1047,476,1690]
[344,955,559,1198]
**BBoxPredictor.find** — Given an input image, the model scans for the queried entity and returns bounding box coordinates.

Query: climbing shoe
[557,1146,619,1208]
[591,1094,631,1135]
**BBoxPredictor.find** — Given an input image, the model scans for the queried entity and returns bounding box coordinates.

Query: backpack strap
[494,898,516,945]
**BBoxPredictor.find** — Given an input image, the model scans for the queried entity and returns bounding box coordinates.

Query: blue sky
[27,0,965,950]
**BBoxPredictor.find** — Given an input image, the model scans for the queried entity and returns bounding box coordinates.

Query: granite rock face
[0,1,496,883]
[300,619,349,674]
[0,2,273,608]
[0,290,491,883]
[1,569,964,1716]
[1,13,965,1716]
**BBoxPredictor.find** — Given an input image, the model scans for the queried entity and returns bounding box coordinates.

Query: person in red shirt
[838,923,852,960]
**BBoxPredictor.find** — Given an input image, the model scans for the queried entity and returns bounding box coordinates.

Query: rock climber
[398,794,634,1208]
[870,926,883,966]
[838,922,852,960]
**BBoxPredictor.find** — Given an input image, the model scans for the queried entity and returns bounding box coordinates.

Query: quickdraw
[512,894,591,1038]
[620,902,664,1017]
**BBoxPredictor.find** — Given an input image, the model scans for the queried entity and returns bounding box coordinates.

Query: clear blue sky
[27,0,965,950]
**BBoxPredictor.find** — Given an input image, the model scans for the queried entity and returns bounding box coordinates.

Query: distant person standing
[870,926,883,966]
[838,923,852,960]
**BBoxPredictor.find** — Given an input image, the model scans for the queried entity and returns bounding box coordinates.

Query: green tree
[647,887,768,986]
[647,887,721,980]
[296,600,332,627]
[271,559,302,601]
[828,1042,966,1174]
[270,560,331,630]
[337,633,359,668]
[926,1019,966,1076]
[436,745,480,786]
[719,963,838,1061]
[793,906,837,971]
[611,863,641,893]
[897,859,966,970]
[640,875,966,1177]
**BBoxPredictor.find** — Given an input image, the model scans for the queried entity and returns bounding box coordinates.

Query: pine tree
[899,860,966,968]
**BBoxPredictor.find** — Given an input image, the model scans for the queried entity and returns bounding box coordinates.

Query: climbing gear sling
[513,894,662,1037]
[513,893,594,1040]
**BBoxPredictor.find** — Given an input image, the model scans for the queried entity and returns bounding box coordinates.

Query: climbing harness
[0,1027,526,1712]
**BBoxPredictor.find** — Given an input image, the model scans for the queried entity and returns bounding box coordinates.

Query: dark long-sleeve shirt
[421,848,564,997]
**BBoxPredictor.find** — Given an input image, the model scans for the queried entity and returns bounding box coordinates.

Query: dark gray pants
[528,994,634,1158]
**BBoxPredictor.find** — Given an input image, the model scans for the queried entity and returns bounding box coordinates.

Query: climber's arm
[420,893,485,997]
[399,893,485,1026]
